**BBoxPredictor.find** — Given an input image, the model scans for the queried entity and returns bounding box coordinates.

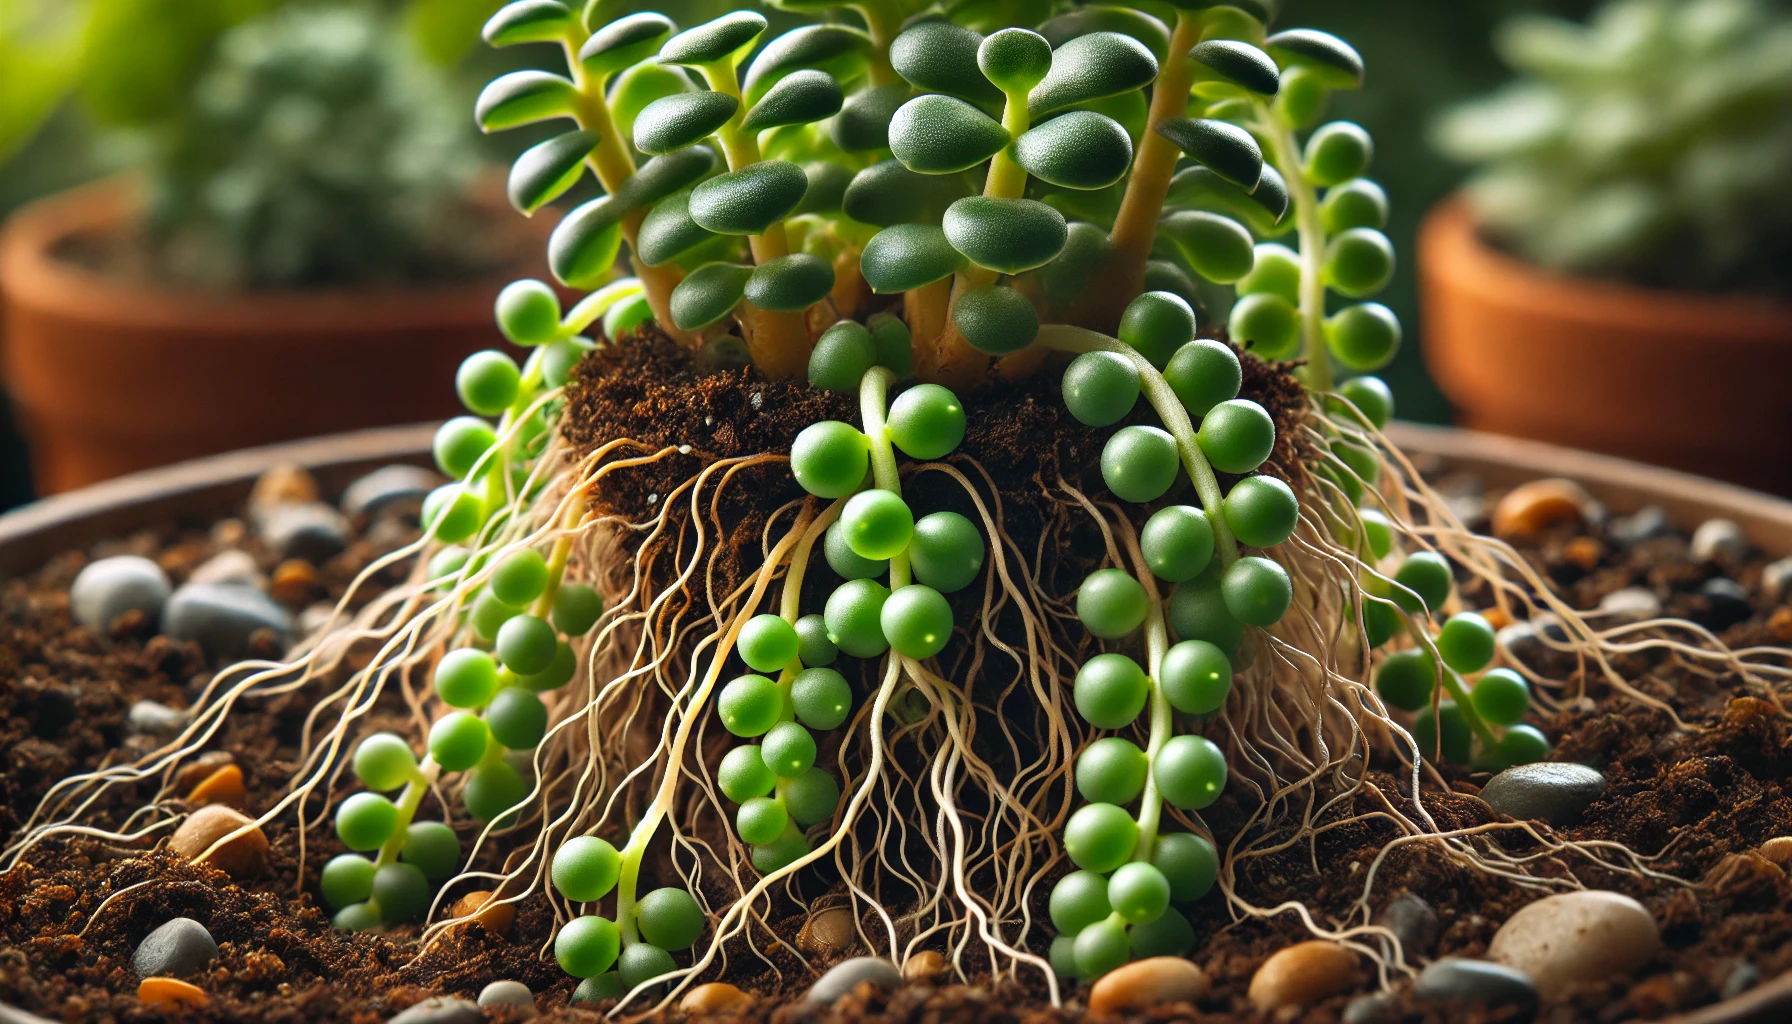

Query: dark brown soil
[3,343,1791,1023]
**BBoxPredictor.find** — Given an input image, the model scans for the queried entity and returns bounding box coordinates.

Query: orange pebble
[270,559,320,604]
[450,890,515,935]
[139,977,208,1008]
[1480,605,1514,632]
[169,804,268,878]
[186,764,245,807]
[174,752,234,793]
[1492,479,1594,542]
[1770,607,1792,643]
[1563,536,1603,572]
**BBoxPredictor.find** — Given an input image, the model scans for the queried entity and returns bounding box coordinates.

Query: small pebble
[1690,518,1748,561]
[1595,587,1662,622]
[449,890,515,935]
[1341,992,1399,1024]
[1763,557,1792,603]
[800,907,858,952]
[1089,956,1210,1014]
[1248,940,1358,1011]
[1413,958,1538,1010]
[1562,536,1602,571]
[341,465,441,520]
[1492,479,1594,542]
[680,982,753,1014]
[174,752,234,792]
[806,957,902,1004]
[1486,890,1660,998]
[258,502,350,562]
[1609,505,1672,546]
[1759,836,1792,866]
[133,918,217,977]
[297,602,336,636]
[1697,578,1753,629]
[128,700,188,736]
[388,996,482,1024]
[1479,762,1606,826]
[902,950,948,981]
[169,804,268,877]
[477,981,535,1017]
[248,464,318,512]
[138,977,207,1008]
[165,582,293,659]
[186,764,245,807]
[1771,607,1792,642]
[1722,960,1760,999]
[188,549,263,588]
[271,559,321,605]
[70,556,171,632]
[1377,893,1439,961]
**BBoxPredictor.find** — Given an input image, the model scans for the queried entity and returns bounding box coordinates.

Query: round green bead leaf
[1049,870,1111,935]
[634,91,739,155]
[1076,736,1148,804]
[841,489,913,561]
[859,223,965,293]
[1221,555,1292,627]
[953,284,1038,355]
[791,421,869,499]
[476,71,578,132]
[1197,399,1276,474]
[1110,861,1171,924]
[336,792,398,852]
[794,614,838,668]
[889,95,1011,175]
[658,11,765,67]
[554,835,622,902]
[497,614,558,675]
[942,197,1067,274]
[690,161,808,235]
[1169,568,1244,656]
[1154,118,1262,190]
[890,19,1003,105]
[1027,31,1159,118]
[791,667,852,730]
[1064,802,1138,873]
[553,583,604,636]
[549,197,624,289]
[1161,639,1231,715]
[1500,724,1551,766]
[496,279,561,346]
[1155,734,1227,810]
[429,711,489,771]
[321,853,375,909]
[1376,648,1437,712]
[1474,668,1531,726]
[1228,292,1301,361]
[1078,570,1148,640]
[354,733,417,793]
[824,578,891,658]
[1102,425,1180,504]
[1074,917,1130,979]
[718,674,782,737]
[1322,178,1389,233]
[742,24,870,104]
[508,130,598,215]
[1393,551,1454,615]
[1224,475,1300,548]
[1264,28,1364,89]
[457,350,521,416]
[637,887,705,950]
[436,648,499,709]
[1190,39,1280,95]
[483,0,573,47]
[1061,351,1140,427]
[636,191,714,268]
[1438,611,1497,674]
[785,766,840,825]
[434,417,495,479]
[402,820,461,880]
[670,262,752,331]
[1326,302,1401,370]
[739,614,799,674]
[736,796,787,845]
[1239,245,1301,305]
[1142,505,1214,584]
[1414,700,1471,764]
[742,69,843,132]
[373,862,430,924]
[1119,290,1195,368]
[1013,111,1133,190]
[1074,652,1149,728]
[1304,121,1372,187]
[488,686,549,749]
[1160,210,1255,283]
[881,584,954,659]
[1152,831,1219,902]
[556,915,621,978]
[463,759,530,824]
[719,745,776,802]
[580,12,675,77]
[808,321,875,391]
[746,253,834,311]
[888,383,966,459]
[1324,227,1394,297]
[908,511,985,593]
[1332,376,1394,430]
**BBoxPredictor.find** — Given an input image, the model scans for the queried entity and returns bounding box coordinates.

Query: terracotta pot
[1418,197,1792,496]
[0,178,544,495]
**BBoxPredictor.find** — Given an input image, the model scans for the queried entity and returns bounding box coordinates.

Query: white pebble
[1487,890,1659,997]
[1690,518,1747,561]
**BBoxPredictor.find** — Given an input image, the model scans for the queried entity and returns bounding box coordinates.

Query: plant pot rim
[0,176,528,333]
[1421,197,1792,334]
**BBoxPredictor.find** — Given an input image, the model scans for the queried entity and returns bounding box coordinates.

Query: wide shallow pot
[0,178,541,496]
[1418,197,1792,497]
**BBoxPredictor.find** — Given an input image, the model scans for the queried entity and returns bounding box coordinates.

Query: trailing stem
[1261,117,1333,393]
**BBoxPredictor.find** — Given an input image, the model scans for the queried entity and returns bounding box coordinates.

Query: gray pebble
[1763,557,1792,603]
[133,917,217,977]
[389,997,482,1024]
[1480,762,1607,826]
[258,501,350,562]
[1497,615,1567,665]
[1341,992,1399,1024]
[1722,960,1760,999]
[165,583,294,659]
[1698,578,1753,628]
[1377,893,1440,961]
[127,700,188,736]
[70,556,171,632]
[1690,518,1748,562]
[806,956,902,1003]
[188,549,264,588]
[342,465,442,520]
[1414,958,1538,1010]
[477,980,535,1016]
[1609,505,1671,546]
[1595,587,1662,622]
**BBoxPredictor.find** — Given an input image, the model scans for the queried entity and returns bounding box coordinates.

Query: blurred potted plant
[1420,0,1792,493]
[0,3,541,493]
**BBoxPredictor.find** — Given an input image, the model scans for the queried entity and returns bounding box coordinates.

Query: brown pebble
[1769,607,1792,643]
[1492,479,1594,542]
[1248,941,1359,1011]
[169,804,268,877]
[799,907,858,952]
[271,559,320,605]
[1563,536,1602,571]
[449,890,515,935]
[249,464,318,511]
[903,950,949,981]
[1089,956,1210,1014]
[679,982,753,1014]
[186,764,245,807]
[1759,836,1792,866]
[173,752,235,793]
[1480,605,1513,632]
[139,977,208,1008]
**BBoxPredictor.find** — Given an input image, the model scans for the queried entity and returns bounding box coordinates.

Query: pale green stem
[1261,115,1332,394]
[850,2,902,86]
[859,366,910,588]
[1129,592,1173,859]
[983,90,1031,199]
[374,757,442,869]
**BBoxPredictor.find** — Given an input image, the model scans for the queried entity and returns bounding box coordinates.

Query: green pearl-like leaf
[890,20,1003,105]
[742,70,844,132]
[633,91,739,154]
[1159,210,1255,284]
[943,196,1068,274]
[1154,118,1262,189]
[508,129,598,215]
[690,161,808,235]
[610,62,696,144]
[1035,221,1112,308]
[636,191,716,266]
[580,12,675,78]
[670,262,753,329]
[620,147,721,209]
[475,72,579,132]
[483,0,573,47]
[843,160,973,227]
[1013,110,1132,190]
[550,198,624,288]
[832,83,909,153]
[742,25,871,104]
[745,253,835,310]
[1166,164,1287,236]
[1264,28,1364,89]
[794,162,852,215]
[1190,39,1280,96]
[953,284,1039,355]
[1027,32,1158,118]
[889,95,1011,175]
[659,11,766,67]
[859,224,965,293]
[979,28,1053,95]
[1037,6,1169,64]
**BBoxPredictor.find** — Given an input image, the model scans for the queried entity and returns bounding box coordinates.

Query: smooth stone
[902,950,948,981]
[169,804,268,877]
[1596,587,1662,622]
[448,891,514,935]
[1479,762,1607,826]
[1722,960,1760,999]
[1088,956,1210,1014]
[1341,992,1399,1024]
[806,957,902,1003]
[128,700,188,736]
[1759,836,1792,866]
[188,550,263,588]
[1491,478,1593,541]
[1609,505,1672,546]
[1763,557,1792,603]
[477,981,534,1017]
[1248,940,1359,1011]
[1377,893,1439,960]
[258,502,350,562]
[800,907,858,952]
[1487,890,1660,998]
[70,556,171,632]
[680,982,754,1013]
[1698,578,1753,629]
[1414,958,1538,1010]
[1690,518,1748,561]
[389,997,482,1024]
[133,917,217,977]
[341,465,442,519]
[296,602,336,637]
[165,583,293,659]
[137,977,208,1008]
[248,464,318,512]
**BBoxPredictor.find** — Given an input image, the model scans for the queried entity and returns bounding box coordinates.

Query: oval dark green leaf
[549,197,624,288]
[1013,110,1132,190]
[1027,32,1158,118]
[742,70,843,132]
[1165,164,1286,236]
[670,262,753,330]
[475,72,579,132]
[508,129,598,214]
[953,284,1038,355]
[1159,210,1255,284]
[636,191,715,266]
[1038,6,1169,64]
[1035,221,1111,308]
[795,161,851,215]
[843,160,973,227]
[1264,28,1364,89]
[831,83,908,153]
[483,0,572,47]
[633,91,739,154]
[659,11,766,67]
[890,20,1003,105]
[610,62,695,143]
[942,196,1068,274]
[616,147,720,209]
[889,95,1010,175]
[745,253,835,311]
[1154,118,1262,189]
[859,224,965,293]
[689,160,808,235]
[742,25,871,104]
[580,12,675,78]
[1191,39,1279,96]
